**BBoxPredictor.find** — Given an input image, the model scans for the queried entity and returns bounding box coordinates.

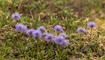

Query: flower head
[60,40,69,47]
[12,13,21,20]
[32,30,42,39]
[37,26,46,31]
[55,36,65,44]
[54,25,63,32]
[45,34,55,42]
[42,32,48,36]
[58,33,67,38]
[77,27,86,33]
[87,22,96,28]
[15,23,27,32]
[26,29,35,36]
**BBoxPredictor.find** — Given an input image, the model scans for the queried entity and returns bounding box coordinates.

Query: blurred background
[0,0,105,18]
[1,0,105,30]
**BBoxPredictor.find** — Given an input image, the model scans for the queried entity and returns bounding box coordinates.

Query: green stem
[90,28,93,40]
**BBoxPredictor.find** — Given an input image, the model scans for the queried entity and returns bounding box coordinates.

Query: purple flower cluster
[58,33,67,38]
[12,13,70,47]
[55,36,65,44]
[32,30,42,39]
[87,22,96,28]
[37,26,46,31]
[15,23,27,32]
[61,40,69,46]
[12,13,21,20]
[55,35,69,47]
[45,33,54,42]
[15,24,45,39]
[14,22,69,46]
[77,22,96,33]
[26,29,35,36]
[53,25,69,46]
[77,27,86,33]
[42,32,48,36]
[54,25,63,32]
[12,12,97,47]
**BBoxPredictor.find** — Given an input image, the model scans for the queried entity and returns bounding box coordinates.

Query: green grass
[0,0,105,60]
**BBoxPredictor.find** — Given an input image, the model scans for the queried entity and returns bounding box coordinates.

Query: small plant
[54,25,63,32]
[77,27,86,33]
[12,13,21,21]
[15,23,27,32]
[87,22,96,28]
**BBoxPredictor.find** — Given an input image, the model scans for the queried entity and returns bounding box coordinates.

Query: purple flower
[60,40,69,47]
[37,26,46,31]
[32,30,42,39]
[15,23,27,32]
[42,32,48,36]
[54,25,63,32]
[55,36,65,44]
[87,22,96,28]
[58,33,67,38]
[45,34,55,42]
[77,27,86,33]
[26,29,35,36]
[12,13,21,20]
